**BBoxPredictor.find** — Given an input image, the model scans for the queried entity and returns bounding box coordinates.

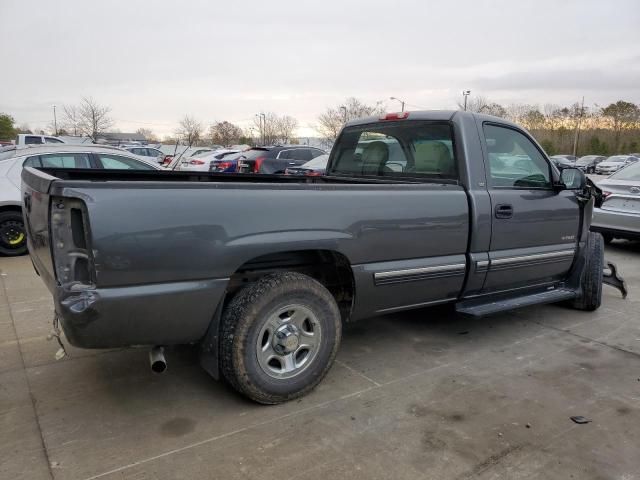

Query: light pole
[339,106,347,124]
[389,96,405,112]
[52,105,58,135]
[462,90,471,111]
[255,113,266,145]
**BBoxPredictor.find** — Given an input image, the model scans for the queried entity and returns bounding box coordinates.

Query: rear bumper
[591,207,640,238]
[55,278,229,348]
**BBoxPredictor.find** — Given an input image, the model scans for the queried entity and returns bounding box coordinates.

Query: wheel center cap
[273,324,300,354]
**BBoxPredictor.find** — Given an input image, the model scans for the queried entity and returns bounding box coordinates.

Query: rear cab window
[330,121,457,180]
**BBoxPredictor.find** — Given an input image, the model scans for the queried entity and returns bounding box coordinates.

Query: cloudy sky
[1,0,639,137]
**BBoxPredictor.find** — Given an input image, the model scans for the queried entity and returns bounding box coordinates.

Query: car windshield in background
[303,154,329,168]
[241,149,270,160]
[607,156,628,163]
[330,121,456,179]
[610,161,640,180]
[576,156,598,165]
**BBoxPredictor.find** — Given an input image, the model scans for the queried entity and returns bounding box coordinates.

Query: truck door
[480,122,580,292]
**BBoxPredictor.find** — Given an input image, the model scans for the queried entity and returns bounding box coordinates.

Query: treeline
[464,97,640,155]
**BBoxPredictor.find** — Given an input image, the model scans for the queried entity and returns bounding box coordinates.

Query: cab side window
[484,124,551,189]
[97,154,155,170]
[39,153,91,168]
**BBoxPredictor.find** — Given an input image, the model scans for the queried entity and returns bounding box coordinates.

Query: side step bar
[455,288,576,318]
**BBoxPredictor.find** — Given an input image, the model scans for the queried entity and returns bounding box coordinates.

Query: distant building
[95,132,147,145]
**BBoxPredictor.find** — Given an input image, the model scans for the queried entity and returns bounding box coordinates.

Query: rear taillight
[253,156,266,173]
[217,161,232,170]
[379,112,410,121]
[305,171,322,176]
[50,198,93,288]
[190,159,205,165]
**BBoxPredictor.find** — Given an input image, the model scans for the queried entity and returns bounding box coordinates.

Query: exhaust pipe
[149,346,167,373]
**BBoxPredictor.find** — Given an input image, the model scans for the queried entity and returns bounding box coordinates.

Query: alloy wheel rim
[256,304,322,379]
[0,220,26,249]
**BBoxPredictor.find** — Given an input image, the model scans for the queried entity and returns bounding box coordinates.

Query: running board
[455,288,576,317]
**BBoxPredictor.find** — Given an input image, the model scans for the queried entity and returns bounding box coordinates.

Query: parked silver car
[594,155,639,175]
[591,160,640,243]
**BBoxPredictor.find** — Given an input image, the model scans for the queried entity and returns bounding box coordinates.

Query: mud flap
[603,261,627,299]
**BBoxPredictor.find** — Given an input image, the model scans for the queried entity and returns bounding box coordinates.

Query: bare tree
[459,95,507,117]
[62,105,81,136]
[209,121,243,146]
[76,97,113,141]
[316,97,385,141]
[136,128,158,142]
[175,115,203,147]
[252,113,299,145]
[276,115,298,143]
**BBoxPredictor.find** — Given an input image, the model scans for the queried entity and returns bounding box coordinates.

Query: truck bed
[22,166,470,348]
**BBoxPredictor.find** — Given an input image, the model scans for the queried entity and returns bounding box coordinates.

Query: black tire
[220,272,341,404]
[602,233,614,245]
[570,232,603,311]
[0,211,28,257]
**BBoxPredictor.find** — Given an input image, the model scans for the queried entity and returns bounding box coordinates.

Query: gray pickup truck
[22,111,607,404]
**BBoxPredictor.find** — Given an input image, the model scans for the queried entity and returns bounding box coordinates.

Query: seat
[360,141,389,175]
[413,141,454,176]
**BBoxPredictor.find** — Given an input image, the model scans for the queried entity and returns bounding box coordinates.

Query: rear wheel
[220,272,341,404]
[570,232,603,311]
[0,211,27,257]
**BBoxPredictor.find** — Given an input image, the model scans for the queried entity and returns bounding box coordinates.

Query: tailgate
[22,167,94,294]
[21,167,58,293]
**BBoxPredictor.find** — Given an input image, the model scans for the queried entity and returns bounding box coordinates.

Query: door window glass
[44,137,64,143]
[39,153,91,168]
[23,156,42,167]
[25,136,42,144]
[484,124,551,188]
[98,154,155,170]
[292,149,313,161]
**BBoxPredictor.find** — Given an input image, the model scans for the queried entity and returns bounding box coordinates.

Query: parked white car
[178,149,239,172]
[595,155,639,175]
[15,134,66,145]
[122,146,166,164]
[0,145,160,256]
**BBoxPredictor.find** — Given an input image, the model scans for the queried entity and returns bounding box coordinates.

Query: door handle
[495,204,513,219]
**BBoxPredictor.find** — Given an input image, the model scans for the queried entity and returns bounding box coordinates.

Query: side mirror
[559,167,586,190]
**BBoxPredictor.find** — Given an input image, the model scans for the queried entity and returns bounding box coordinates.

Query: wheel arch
[199,248,356,380]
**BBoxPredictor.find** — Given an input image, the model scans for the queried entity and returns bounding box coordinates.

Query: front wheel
[0,211,28,256]
[220,272,342,404]
[570,232,603,311]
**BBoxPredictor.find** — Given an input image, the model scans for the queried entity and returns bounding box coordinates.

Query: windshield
[330,121,456,179]
[218,152,242,160]
[190,149,211,157]
[606,156,628,163]
[302,154,329,168]
[241,149,270,160]
[576,156,597,165]
[610,161,640,180]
